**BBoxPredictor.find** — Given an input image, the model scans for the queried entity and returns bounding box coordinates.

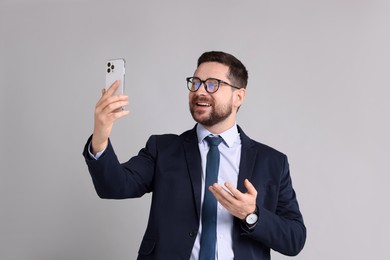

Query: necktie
[199,135,223,260]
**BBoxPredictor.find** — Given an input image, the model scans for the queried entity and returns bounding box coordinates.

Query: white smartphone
[105,58,125,95]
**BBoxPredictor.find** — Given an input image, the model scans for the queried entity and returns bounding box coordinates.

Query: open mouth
[196,102,211,107]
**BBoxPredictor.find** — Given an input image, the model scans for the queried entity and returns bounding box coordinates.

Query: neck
[202,120,236,134]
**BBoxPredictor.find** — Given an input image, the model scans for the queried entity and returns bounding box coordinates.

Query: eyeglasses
[186,77,241,93]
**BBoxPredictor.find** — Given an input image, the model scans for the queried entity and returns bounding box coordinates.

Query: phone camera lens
[111,65,115,70]
[107,62,111,67]
[107,68,111,73]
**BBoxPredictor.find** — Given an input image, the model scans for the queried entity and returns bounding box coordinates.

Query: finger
[97,81,121,106]
[209,185,245,219]
[209,187,230,210]
[97,94,128,113]
[108,108,130,120]
[244,179,258,196]
[106,80,120,96]
[96,88,107,107]
[224,182,244,200]
[103,99,129,114]
[96,86,112,108]
[210,184,236,205]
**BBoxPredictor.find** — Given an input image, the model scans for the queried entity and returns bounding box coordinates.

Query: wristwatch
[244,207,259,229]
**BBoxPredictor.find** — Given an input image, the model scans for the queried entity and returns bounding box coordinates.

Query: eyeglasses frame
[186,76,241,93]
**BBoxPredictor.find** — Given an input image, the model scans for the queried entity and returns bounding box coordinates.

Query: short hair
[197,51,248,89]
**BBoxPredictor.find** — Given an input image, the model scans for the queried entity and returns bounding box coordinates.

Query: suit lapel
[183,127,202,221]
[233,126,258,257]
[237,126,258,192]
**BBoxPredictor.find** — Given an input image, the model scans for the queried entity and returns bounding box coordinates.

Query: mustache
[191,95,213,104]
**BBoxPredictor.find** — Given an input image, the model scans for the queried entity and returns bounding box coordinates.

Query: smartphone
[105,58,125,96]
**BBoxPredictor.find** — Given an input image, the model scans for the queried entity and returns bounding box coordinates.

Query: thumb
[244,179,257,196]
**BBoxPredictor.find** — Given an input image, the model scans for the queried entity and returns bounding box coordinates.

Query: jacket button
[189,231,195,237]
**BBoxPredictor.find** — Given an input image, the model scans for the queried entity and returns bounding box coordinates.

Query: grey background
[1,0,389,259]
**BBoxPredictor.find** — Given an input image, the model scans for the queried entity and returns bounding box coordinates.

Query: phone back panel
[105,58,125,95]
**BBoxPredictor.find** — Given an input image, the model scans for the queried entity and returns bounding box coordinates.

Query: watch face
[246,213,258,225]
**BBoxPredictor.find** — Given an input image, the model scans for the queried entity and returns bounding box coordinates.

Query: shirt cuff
[88,142,107,160]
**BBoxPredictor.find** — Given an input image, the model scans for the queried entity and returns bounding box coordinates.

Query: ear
[233,88,246,109]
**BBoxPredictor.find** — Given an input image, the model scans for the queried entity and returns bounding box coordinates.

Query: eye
[206,79,219,92]
[189,79,201,91]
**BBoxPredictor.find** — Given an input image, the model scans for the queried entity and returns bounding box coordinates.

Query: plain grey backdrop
[1,0,389,259]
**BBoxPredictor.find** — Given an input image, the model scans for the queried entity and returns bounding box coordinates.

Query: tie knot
[205,135,223,147]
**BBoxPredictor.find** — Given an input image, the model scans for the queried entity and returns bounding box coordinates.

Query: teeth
[197,102,211,107]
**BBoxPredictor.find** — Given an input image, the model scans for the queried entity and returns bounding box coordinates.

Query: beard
[189,96,233,127]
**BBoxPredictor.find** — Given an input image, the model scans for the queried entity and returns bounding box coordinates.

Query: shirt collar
[196,123,240,148]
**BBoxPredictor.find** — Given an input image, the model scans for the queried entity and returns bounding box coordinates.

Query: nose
[197,82,209,94]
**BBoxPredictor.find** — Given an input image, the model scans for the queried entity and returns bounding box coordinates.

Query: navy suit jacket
[83,125,306,259]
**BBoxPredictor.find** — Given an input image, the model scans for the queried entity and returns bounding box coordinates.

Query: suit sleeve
[82,135,157,199]
[242,155,306,256]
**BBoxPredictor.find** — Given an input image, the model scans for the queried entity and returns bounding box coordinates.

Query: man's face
[189,62,242,128]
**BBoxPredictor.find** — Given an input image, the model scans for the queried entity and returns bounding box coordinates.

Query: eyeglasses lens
[205,79,219,93]
[187,78,220,93]
[188,78,201,92]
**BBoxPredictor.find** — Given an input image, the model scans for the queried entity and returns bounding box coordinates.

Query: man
[83,51,306,259]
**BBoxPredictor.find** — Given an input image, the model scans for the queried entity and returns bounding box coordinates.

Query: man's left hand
[209,178,257,220]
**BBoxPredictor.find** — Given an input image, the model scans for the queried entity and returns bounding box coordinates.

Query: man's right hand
[91,80,129,155]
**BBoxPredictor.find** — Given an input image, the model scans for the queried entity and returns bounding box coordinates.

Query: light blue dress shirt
[190,123,241,260]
